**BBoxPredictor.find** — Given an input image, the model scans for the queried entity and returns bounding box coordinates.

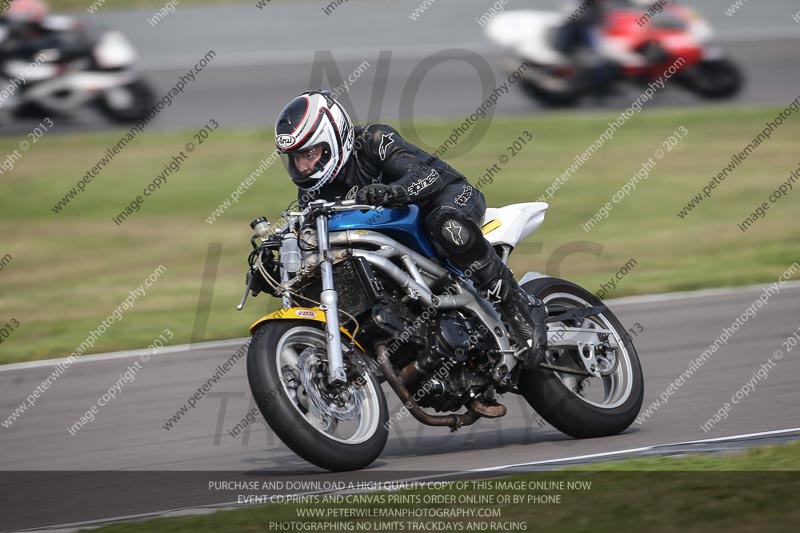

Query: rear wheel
[247,320,388,471]
[518,78,581,108]
[518,277,644,438]
[96,79,155,123]
[681,59,743,99]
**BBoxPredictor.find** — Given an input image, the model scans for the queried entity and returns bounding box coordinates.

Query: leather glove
[386,184,410,205]
[356,184,390,206]
[356,184,410,207]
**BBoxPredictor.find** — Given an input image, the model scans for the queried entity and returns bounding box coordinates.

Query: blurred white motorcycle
[0,21,154,123]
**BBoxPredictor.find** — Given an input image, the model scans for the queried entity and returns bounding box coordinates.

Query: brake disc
[297,347,363,421]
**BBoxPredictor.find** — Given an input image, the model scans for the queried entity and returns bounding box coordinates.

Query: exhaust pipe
[376,344,481,432]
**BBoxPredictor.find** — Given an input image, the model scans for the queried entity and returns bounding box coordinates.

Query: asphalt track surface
[2,283,799,530]
[2,0,800,135]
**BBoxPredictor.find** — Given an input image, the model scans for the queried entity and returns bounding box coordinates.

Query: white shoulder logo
[378,133,395,160]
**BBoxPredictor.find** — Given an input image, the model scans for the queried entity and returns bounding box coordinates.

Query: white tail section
[482,202,549,248]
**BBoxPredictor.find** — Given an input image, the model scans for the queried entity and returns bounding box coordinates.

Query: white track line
[608,280,800,307]
[3,280,799,373]
[468,427,800,471]
[0,338,248,373]
[674,426,800,446]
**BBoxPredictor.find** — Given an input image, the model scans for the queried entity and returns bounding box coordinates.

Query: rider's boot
[470,256,548,370]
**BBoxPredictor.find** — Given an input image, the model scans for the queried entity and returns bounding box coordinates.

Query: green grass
[82,441,800,532]
[1,106,798,363]
[565,439,800,471]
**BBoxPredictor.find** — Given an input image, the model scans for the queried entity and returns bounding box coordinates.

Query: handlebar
[285,198,380,218]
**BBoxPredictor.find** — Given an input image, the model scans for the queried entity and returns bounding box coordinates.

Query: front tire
[247,321,389,471]
[518,277,644,438]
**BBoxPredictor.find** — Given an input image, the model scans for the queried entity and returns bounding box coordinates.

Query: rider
[273,90,547,384]
[557,0,652,54]
[0,0,82,61]
[556,0,605,55]
[556,0,645,93]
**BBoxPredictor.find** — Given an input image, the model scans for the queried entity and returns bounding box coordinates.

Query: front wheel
[518,277,644,438]
[247,320,388,471]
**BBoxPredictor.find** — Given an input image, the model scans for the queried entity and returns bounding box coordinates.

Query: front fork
[315,215,347,386]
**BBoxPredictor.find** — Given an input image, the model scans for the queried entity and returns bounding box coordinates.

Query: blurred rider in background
[557,0,655,54]
[556,0,650,95]
[0,0,83,61]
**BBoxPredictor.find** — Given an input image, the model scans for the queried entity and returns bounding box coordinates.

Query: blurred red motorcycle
[486,2,743,107]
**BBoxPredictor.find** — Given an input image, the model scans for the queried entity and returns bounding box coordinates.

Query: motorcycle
[0,26,154,123]
[485,3,743,107]
[239,199,644,471]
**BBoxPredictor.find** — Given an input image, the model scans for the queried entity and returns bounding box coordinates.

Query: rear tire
[518,79,580,108]
[96,79,155,123]
[247,320,388,471]
[518,277,644,438]
[681,59,743,99]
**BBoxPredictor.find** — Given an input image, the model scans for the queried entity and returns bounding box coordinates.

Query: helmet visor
[281,143,332,188]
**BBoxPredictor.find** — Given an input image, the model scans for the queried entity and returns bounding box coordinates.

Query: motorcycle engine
[409,312,497,413]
